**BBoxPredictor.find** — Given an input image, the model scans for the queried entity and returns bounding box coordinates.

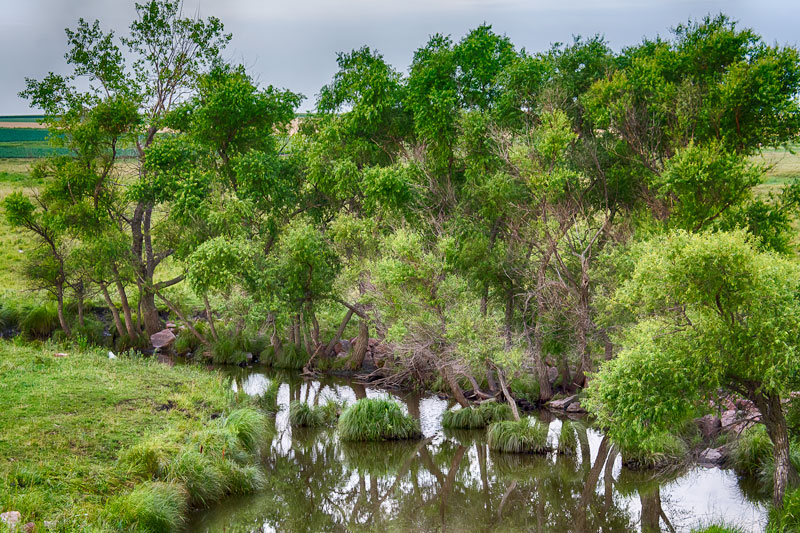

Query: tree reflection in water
[190,368,766,532]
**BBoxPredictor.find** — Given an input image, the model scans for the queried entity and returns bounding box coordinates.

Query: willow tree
[586,230,800,508]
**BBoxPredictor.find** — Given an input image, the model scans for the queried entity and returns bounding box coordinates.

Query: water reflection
[188,368,768,532]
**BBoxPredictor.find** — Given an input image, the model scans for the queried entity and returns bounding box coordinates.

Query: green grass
[691,524,747,533]
[272,344,309,369]
[617,431,688,469]
[255,380,280,414]
[0,340,266,531]
[288,401,325,427]
[768,486,800,532]
[730,425,773,475]
[211,335,247,365]
[557,420,579,455]
[337,398,422,441]
[440,401,514,430]
[487,418,550,454]
[104,481,188,532]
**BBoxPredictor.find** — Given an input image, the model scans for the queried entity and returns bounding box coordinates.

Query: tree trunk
[310,308,320,350]
[572,257,592,389]
[530,258,553,402]
[350,319,369,370]
[101,285,126,337]
[293,314,301,349]
[753,389,800,508]
[140,289,162,336]
[495,366,520,420]
[325,308,354,357]
[76,286,85,327]
[55,284,71,337]
[203,294,219,342]
[112,269,137,339]
[440,363,470,408]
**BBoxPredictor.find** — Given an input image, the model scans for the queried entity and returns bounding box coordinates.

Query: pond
[187,367,768,532]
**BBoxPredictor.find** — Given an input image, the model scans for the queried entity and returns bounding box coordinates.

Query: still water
[187,367,768,532]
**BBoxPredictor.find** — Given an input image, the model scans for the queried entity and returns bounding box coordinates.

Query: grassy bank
[0,339,269,531]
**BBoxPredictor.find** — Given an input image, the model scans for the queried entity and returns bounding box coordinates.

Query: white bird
[108,351,117,359]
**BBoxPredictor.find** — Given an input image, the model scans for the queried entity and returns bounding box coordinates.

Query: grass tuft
[487,418,550,454]
[255,380,280,414]
[769,486,800,532]
[442,406,486,429]
[119,434,182,479]
[289,401,325,427]
[174,328,202,356]
[337,398,422,441]
[166,449,226,507]
[105,481,188,533]
[730,425,773,476]
[223,407,267,456]
[557,420,579,455]
[211,336,248,365]
[272,344,309,369]
[477,401,514,423]
[19,302,59,338]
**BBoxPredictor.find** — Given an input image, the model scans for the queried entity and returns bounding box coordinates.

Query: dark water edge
[186,366,768,533]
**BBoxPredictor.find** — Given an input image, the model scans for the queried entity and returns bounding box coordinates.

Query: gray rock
[549,395,577,410]
[150,329,176,350]
[1,511,21,531]
[720,409,737,429]
[567,401,586,413]
[695,414,722,440]
[698,447,726,466]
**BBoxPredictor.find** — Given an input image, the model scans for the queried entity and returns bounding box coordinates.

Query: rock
[720,409,737,430]
[22,523,35,532]
[150,329,176,350]
[549,395,577,410]
[698,447,726,466]
[566,400,586,413]
[695,414,722,440]
[166,321,177,329]
[1,511,21,530]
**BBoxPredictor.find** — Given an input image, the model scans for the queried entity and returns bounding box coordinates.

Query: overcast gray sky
[1,0,798,114]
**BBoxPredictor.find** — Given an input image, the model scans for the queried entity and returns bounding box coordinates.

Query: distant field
[0,115,44,123]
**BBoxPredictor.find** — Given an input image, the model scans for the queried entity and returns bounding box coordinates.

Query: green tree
[586,230,800,508]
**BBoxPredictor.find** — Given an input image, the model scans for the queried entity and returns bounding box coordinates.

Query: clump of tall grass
[223,408,268,456]
[319,398,346,423]
[104,481,188,533]
[557,420,579,455]
[730,425,773,475]
[273,344,309,369]
[244,335,270,359]
[337,398,422,441]
[255,380,280,414]
[289,401,325,427]
[691,524,747,533]
[19,302,59,338]
[442,406,485,429]
[166,449,226,507]
[0,300,21,332]
[509,375,540,404]
[487,418,550,454]
[119,435,182,479]
[618,431,688,469]
[173,329,202,356]
[188,427,250,466]
[478,401,514,423]
[211,336,248,365]
[441,400,513,430]
[768,487,800,532]
[217,461,266,495]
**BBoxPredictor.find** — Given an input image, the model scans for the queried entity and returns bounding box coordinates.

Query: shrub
[442,406,485,429]
[288,401,325,427]
[273,344,309,369]
[211,336,247,365]
[730,425,773,475]
[337,398,422,441]
[255,380,280,414]
[223,408,267,456]
[557,420,578,455]
[487,418,550,454]
[19,302,59,338]
[104,482,187,533]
